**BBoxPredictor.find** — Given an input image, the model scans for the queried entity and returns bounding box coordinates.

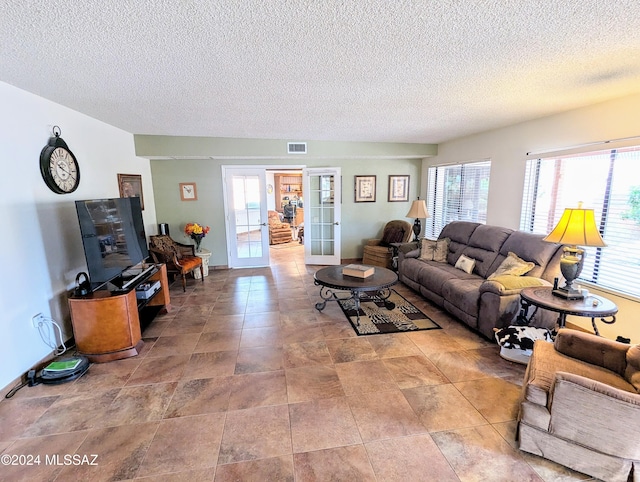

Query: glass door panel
[303,168,341,265]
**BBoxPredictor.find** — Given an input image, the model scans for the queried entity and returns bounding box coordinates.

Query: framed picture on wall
[180,182,198,201]
[354,175,376,202]
[117,173,144,210]
[388,175,410,202]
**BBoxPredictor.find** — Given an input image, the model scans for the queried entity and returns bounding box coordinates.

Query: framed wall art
[354,175,376,202]
[388,175,410,202]
[179,182,198,201]
[117,173,144,210]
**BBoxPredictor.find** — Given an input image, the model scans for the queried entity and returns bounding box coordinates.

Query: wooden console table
[68,264,171,362]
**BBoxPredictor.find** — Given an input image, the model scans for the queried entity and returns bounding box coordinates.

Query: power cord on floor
[5,316,69,398]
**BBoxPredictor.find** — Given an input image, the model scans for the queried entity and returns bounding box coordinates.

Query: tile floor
[0,245,597,481]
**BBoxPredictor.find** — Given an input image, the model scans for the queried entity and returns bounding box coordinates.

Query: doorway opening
[266,169,304,260]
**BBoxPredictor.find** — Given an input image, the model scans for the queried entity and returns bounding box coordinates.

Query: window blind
[520,146,640,299]
[425,160,491,239]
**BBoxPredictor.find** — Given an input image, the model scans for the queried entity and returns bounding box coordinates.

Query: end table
[518,286,617,336]
[194,248,211,279]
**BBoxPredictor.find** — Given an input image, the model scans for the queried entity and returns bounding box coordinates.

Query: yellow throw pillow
[488,275,545,290]
[419,237,450,263]
[488,252,535,280]
[455,254,476,274]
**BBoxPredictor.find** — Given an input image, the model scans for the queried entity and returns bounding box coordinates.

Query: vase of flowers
[184,223,210,252]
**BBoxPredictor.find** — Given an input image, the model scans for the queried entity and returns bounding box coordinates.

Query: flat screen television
[75,197,150,291]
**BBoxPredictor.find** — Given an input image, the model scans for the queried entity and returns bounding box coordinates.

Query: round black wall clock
[39,126,80,194]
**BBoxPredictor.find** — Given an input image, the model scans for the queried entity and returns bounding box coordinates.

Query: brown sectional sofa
[397,221,565,339]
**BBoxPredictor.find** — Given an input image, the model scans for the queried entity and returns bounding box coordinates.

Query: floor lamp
[406,198,429,242]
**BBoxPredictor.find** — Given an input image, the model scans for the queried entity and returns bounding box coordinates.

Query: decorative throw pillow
[419,238,450,263]
[488,252,535,280]
[455,254,476,274]
[379,227,405,247]
[624,345,640,392]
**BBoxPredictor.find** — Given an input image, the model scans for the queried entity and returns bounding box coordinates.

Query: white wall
[0,82,156,391]
[425,93,640,343]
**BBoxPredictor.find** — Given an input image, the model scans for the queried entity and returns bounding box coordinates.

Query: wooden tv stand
[68,264,171,363]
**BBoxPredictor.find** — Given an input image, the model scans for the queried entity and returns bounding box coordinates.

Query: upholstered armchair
[268,210,292,245]
[362,220,413,268]
[148,235,203,291]
[517,329,640,482]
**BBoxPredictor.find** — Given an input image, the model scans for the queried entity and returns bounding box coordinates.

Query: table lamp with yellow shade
[543,202,606,299]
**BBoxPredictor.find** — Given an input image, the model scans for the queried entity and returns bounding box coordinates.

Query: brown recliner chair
[517,329,640,482]
[148,235,203,291]
[268,210,292,245]
[362,220,413,268]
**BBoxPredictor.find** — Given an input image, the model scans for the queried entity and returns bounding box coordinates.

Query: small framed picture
[354,175,376,202]
[117,173,144,210]
[388,175,410,202]
[180,182,198,201]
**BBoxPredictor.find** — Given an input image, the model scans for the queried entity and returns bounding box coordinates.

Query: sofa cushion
[419,237,449,262]
[441,277,484,317]
[495,231,560,279]
[488,252,535,279]
[455,254,476,274]
[439,221,480,265]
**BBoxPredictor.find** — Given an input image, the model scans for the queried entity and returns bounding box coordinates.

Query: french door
[303,168,341,265]
[222,167,270,268]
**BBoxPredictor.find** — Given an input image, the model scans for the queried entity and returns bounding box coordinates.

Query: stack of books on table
[342,264,375,279]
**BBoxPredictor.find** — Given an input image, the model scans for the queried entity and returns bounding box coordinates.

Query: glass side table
[194,249,211,279]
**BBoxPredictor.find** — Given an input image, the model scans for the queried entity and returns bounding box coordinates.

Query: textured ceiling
[2,1,640,144]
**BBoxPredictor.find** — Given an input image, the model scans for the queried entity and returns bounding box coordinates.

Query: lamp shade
[406,199,429,219]
[543,207,606,247]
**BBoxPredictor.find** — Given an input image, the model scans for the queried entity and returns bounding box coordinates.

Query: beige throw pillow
[419,238,450,263]
[455,254,476,274]
[488,252,535,280]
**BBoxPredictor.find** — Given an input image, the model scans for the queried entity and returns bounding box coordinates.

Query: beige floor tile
[366,332,423,358]
[164,376,232,418]
[146,333,202,357]
[283,340,333,368]
[161,318,207,336]
[136,468,216,481]
[101,382,177,426]
[335,360,398,395]
[184,350,238,379]
[403,384,487,432]
[407,329,468,356]
[136,413,225,477]
[195,330,242,353]
[0,431,88,481]
[455,377,522,423]
[203,314,244,332]
[365,434,460,481]
[214,455,294,482]
[430,349,494,382]
[56,421,159,481]
[382,355,450,389]
[347,389,427,442]
[227,370,288,410]
[126,354,191,386]
[242,311,280,328]
[218,404,292,465]
[289,397,362,453]
[0,395,59,441]
[285,365,345,402]
[235,345,284,374]
[326,337,378,363]
[239,326,283,348]
[293,445,377,481]
[432,424,544,481]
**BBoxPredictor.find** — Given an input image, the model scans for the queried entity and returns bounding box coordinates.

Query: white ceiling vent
[287,142,307,154]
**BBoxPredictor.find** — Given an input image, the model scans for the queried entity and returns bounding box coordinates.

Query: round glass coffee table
[313,265,398,325]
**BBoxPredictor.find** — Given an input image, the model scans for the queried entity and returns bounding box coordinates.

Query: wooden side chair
[148,235,203,291]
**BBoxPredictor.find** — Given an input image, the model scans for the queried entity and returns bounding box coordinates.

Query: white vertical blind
[520,146,640,299]
[425,160,491,239]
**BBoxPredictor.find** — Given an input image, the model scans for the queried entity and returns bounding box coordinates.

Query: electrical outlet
[32,313,44,327]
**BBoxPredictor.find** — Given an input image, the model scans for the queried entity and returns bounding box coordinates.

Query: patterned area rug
[336,289,441,336]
